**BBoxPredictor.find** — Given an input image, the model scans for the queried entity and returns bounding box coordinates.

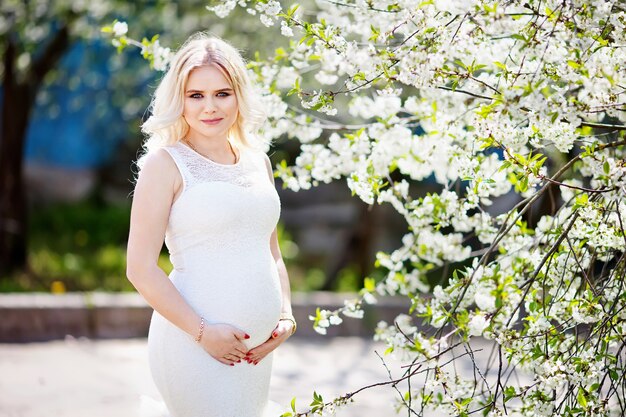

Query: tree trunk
[0,35,28,274]
[0,27,70,275]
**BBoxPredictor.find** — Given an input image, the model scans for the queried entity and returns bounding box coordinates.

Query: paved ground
[0,336,497,417]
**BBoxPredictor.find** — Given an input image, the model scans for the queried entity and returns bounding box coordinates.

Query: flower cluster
[102,21,172,71]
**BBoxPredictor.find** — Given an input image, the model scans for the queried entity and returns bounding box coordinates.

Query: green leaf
[287,3,300,17]
[291,396,296,412]
[567,60,581,69]
[574,193,588,208]
[476,103,496,118]
[369,25,380,41]
[274,47,288,61]
[352,71,366,82]
[309,390,324,412]
[519,175,528,192]
[494,61,507,71]
[453,59,467,70]
[577,387,588,408]
[473,64,486,72]
[504,386,516,402]
[310,100,325,111]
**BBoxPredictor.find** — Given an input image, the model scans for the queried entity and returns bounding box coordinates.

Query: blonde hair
[137,32,267,170]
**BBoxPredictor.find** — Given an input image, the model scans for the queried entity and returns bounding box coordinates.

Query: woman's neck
[182,136,238,164]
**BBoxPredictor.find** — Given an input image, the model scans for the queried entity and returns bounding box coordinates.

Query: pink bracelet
[194,317,205,343]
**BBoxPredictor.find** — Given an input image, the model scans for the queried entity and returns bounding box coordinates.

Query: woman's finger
[247,345,274,363]
[215,356,235,366]
[229,348,246,359]
[246,349,262,362]
[252,354,266,364]
[234,345,249,356]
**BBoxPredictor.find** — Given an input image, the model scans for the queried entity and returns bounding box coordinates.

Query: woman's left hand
[245,320,294,365]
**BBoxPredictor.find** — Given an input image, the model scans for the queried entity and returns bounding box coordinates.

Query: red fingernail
[230,363,234,366]
[272,332,277,337]
[245,334,250,339]
[254,361,258,365]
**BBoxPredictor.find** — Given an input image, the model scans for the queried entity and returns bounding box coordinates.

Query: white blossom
[468,313,489,337]
[112,21,128,37]
[280,20,294,37]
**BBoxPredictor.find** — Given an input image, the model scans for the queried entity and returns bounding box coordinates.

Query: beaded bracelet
[194,317,205,343]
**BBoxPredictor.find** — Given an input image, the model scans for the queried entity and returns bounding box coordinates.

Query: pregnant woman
[126,32,296,417]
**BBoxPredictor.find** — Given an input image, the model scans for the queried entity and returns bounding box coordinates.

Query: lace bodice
[164,141,257,191]
[160,140,280,272]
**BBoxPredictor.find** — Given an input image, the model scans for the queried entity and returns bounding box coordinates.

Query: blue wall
[22,39,152,169]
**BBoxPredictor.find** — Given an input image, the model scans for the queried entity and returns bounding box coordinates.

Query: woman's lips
[201,118,223,125]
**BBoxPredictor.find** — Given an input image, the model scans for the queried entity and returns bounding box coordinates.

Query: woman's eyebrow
[185,87,234,93]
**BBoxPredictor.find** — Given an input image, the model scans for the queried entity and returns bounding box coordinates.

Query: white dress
[143,141,285,417]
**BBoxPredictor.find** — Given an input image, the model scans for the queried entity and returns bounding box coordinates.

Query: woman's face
[182,65,239,143]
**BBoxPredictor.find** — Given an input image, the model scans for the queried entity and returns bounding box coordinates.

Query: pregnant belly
[169,251,283,349]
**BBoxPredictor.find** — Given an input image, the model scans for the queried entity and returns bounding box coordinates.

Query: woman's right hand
[199,323,250,366]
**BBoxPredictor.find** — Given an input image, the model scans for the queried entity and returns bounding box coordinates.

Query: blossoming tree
[107,1,626,416]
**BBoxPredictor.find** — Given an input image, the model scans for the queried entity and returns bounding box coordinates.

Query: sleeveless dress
[142,141,286,417]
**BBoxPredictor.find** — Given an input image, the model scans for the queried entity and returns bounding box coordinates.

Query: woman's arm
[126,149,201,338]
[127,148,250,366]
[271,229,292,316]
[262,153,293,316]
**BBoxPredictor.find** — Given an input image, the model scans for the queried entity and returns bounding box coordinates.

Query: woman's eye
[189,92,229,98]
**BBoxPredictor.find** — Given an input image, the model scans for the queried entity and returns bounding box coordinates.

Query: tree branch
[580,121,626,130]
[27,21,73,98]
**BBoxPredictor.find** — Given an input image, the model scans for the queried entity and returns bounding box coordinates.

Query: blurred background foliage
[0,198,376,293]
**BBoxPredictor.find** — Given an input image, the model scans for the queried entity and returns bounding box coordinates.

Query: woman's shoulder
[241,145,272,170]
[241,145,265,158]
[239,139,270,158]
[144,146,178,166]
[137,147,181,182]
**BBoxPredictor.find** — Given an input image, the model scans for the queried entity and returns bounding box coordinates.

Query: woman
[126,32,296,417]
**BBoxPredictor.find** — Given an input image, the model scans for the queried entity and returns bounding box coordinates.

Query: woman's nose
[203,97,217,113]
